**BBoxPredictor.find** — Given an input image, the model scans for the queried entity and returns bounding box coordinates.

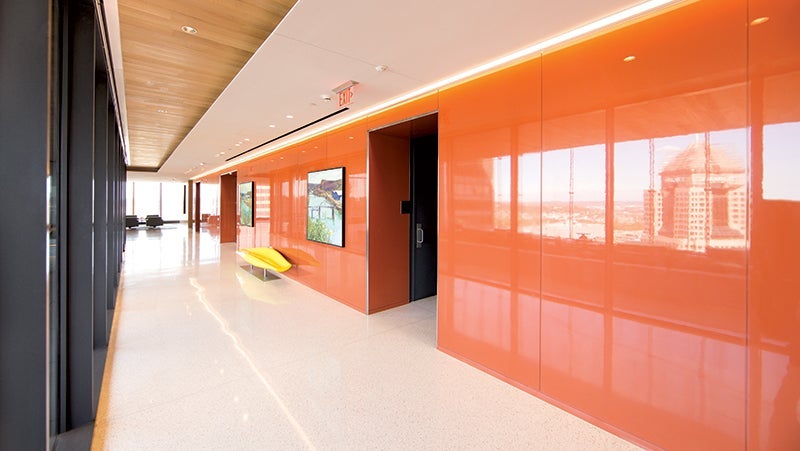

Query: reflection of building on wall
[643,189,663,242]
[643,137,746,252]
[453,159,495,231]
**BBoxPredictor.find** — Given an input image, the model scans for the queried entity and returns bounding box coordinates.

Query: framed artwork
[307,167,345,246]
[239,181,254,227]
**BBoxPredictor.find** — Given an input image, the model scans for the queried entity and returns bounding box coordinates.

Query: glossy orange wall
[439,0,799,449]
[212,121,368,312]
[539,1,749,448]
[198,0,799,447]
[208,96,437,314]
[439,57,542,390]
[748,0,800,448]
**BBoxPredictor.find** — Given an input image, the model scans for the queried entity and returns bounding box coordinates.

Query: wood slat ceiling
[118,0,296,170]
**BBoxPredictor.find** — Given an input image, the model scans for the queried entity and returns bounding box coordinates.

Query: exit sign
[333,80,358,107]
[338,86,354,107]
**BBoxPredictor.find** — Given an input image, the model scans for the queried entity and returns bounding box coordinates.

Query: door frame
[366,111,439,313]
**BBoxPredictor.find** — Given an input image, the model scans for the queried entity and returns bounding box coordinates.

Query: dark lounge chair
[145,215,164,227]
[125,215,140,228]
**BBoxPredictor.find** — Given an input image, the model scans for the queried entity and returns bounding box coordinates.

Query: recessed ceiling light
[156,109,168,113]
[320,94,332,101]
[269,124,276,128]
[623,55,636,62]
[750,16,769,26]
[235,143,241,147]
[243,138,250,142]
[348,136,354,140]
[375,65,388,72]
[181,25,197,34]
[285,115,294,119]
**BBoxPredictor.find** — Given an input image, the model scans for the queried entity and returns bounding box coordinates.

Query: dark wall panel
[65,0,97,428]
[0,0,51,448]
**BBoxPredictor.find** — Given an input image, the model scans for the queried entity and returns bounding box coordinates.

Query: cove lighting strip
[194,0,684,180]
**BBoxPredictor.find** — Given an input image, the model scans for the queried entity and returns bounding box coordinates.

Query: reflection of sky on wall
[486,124,795,204]
[518,153,541,202]
[542,144,606,202]
[763,122,800,201]
[493,156,511,202]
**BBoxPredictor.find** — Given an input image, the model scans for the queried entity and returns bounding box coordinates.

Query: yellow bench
[236,247,292,279]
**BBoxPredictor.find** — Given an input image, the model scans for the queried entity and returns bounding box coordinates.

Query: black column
[64,0,97,428]
[0,0,52,448]
[113,128,124,293]
[107,106,117,315]
[93,61,109,349]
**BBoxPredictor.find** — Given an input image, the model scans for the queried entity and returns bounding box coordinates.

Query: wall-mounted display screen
[239,181,254,227]
[307,167,344,246]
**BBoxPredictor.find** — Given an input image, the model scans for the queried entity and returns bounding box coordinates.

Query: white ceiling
[112,0,668,181]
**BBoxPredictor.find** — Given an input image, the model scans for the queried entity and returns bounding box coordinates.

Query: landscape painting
[239,181,254,227]
[307,167,344,246]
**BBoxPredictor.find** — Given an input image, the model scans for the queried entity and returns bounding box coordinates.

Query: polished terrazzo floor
[92,225,640,450]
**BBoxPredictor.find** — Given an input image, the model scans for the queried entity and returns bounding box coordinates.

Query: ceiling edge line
[224,107,350,162]
[95,0,130,164]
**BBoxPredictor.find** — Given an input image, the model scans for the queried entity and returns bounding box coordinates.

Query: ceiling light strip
[194,0,683,179]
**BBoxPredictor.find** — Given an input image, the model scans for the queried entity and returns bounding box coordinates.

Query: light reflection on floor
[91,225,639,450]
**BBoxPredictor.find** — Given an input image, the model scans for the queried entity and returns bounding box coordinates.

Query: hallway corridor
[91,226,639,450]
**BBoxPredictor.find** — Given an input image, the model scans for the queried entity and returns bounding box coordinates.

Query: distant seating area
[126,214,166,228]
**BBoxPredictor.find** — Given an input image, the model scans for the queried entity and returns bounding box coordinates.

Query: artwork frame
[307,167,345,247]
[239,181,254,227]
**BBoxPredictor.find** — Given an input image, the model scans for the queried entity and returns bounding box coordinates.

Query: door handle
[416,223,423,248]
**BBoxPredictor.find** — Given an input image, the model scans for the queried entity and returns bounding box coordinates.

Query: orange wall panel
[439,57,542,389]
[537,1,749,448]
[748,0,800,449]
[325,248,366,312]
[327,122,368,255]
